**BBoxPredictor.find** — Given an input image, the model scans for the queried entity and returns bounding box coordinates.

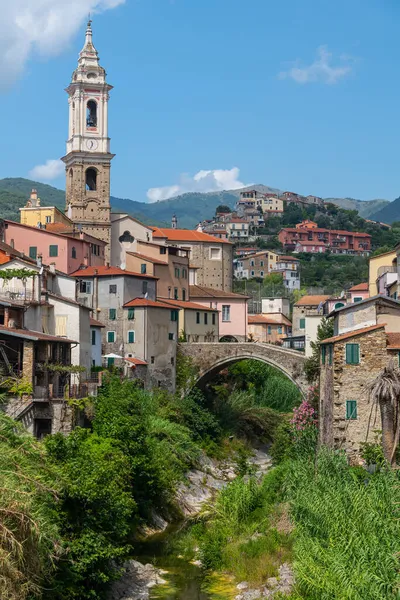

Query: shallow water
[134,525,236,600]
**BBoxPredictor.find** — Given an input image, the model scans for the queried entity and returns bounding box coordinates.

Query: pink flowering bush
[290,397,318,456]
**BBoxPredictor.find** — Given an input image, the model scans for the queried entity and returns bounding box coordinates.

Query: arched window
[335,302,345,310]
[71,247,77,259]
[86,100,97,127]
[85,168,97,191]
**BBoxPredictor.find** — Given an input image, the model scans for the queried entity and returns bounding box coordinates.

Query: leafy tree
[44,428,135,599]
[215,204,231,214]
[304,317,334,383]
[368,362,400,464]
[261,272,286,297]
[371,245,394,257]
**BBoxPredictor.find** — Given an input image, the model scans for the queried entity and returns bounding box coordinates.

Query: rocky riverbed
[108,446,294,600]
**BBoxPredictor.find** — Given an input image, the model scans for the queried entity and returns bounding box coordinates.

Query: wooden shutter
[55,316,67,337]
[346,400,357,420]
[321,346,326,365]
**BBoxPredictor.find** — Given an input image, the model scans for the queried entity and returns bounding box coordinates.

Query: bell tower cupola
[61,20,114,262]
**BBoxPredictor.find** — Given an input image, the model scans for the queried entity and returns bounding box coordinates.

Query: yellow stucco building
[368,249,397,296]
[19,189,72,229]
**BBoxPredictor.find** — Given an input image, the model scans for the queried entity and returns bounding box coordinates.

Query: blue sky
[1,0,400,203]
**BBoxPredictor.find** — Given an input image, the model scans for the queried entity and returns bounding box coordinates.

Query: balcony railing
[377,265,397,277]
[0,288,36,303]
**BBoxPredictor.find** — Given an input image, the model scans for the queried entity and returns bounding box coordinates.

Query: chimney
[171,214,177,229]
[36,254,42,268]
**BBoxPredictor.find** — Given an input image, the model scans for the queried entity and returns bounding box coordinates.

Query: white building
[261,297,290,318]
[272,256,300,291]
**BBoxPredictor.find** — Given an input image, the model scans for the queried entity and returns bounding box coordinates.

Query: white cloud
[29,159,64,181]
[147,167,249,202]
[0,0,125,89]
[279,46,353,85]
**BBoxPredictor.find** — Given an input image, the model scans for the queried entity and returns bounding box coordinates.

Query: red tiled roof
[321,324,385,345]
[70,265,158,279]
[281,225,371,238]
[189,285,249,299]
[349,282,369,292]
[123,298,175,309]
[5,220,106,244]
[152,227,232,244]
[127,252,168,266]
[277,256,300,262]
[386,333,400,349]
[90,318,105,328]
[294,295,330,307]
[297,240,328,246]
[162,298,218,312]
[248,313,292,326]
[124,357,147,366]
[45,223,73,233]
[0,324,77,343]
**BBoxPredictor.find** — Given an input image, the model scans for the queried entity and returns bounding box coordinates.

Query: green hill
[369,196,400,224]
[0,177,392,229]
[323,197,390,219]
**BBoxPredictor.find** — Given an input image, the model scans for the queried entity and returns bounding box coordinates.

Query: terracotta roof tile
[248,313,292,326]
[348,282,369,292]
[127,252,168,266]
[90,317,105,328]
[294,295,330,307]
[321,324,385,345]
[123,298,176,309]
[70,265,158,279]
[152,227,232,244]
[124,357,147,366]
[161,298,218,311]
[189,285,249,299]
[0,324,77,344]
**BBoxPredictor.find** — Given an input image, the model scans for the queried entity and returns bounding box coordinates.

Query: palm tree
[368,360,400,465]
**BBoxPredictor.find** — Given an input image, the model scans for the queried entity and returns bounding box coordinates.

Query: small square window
[160,247,167,255]
[151,356,155,364]
[45,215,51,223]
[107,331,115,343]
[109,284,117,294]
[299,318,305,329]
[109,308,116,320]
[141,264,147,274]
[168,332,174,340]
[171,356,175,365]
[127,308,135,320]
[29,246,37,259]
[49,244,58,257]
[171,310,179,322]
[127,330,135,343]
[210,247,222,260]
[346,400,357,420]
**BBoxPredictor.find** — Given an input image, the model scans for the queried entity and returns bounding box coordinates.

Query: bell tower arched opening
[85,168,97,191]
[86,100,97,128]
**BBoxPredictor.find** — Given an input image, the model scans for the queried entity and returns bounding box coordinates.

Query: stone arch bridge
[179,342,307,395]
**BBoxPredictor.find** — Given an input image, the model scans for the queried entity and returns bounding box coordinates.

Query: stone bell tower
[61,20,114,262]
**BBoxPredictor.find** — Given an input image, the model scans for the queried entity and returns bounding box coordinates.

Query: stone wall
[179,342,307,395]
[319,328,387,457]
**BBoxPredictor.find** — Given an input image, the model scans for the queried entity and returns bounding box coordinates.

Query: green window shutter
[168,332,174,340]
[49,245,58,257]
[29,246,37,259]
[107,331,115,343]
[107,357,115,367]
[299,318,305,329]
[109,308,116,320]
[321,345,326,365]
[196,312,200,324]
[346,400,357,420]
[128,331,135,343]
[267,325,271,334]
[128,308,135,320]
[91,330,96,345]
[170,310,178,322]
[346,343,359,365]
[141,264,147,274]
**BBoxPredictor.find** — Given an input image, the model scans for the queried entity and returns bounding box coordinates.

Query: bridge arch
[179,342,308,396]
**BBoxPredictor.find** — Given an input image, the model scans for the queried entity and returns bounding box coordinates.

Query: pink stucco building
[189,284,249,342]
[3,221,106,274]
[348,282,369,303]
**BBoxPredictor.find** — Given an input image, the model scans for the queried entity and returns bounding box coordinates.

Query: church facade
[61,21,114,263]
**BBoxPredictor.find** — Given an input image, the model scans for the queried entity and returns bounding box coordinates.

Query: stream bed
[134,524,237,600]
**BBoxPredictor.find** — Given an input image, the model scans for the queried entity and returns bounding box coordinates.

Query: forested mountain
[0,177,392,228]
[369,195,400,225]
